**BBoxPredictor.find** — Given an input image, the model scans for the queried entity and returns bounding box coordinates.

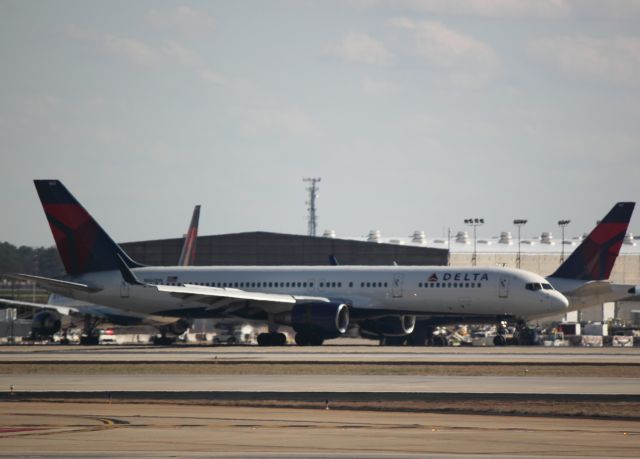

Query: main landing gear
[294,333,324,346]
[257,332,287,346]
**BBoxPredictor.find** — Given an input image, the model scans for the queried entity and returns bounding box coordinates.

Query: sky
[1,0,640,248]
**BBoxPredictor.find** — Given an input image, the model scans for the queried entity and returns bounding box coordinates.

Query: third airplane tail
[550,202,635,281]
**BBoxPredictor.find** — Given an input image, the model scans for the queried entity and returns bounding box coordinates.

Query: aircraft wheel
[79,336,99,345]
[432,335,447,347]
[493,335,507,346]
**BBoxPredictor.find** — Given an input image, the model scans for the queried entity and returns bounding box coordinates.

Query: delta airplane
[401,201,636,346]
[1,204,201,344]
[2,180,568,346]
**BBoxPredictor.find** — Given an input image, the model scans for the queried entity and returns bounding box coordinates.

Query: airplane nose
[549,292,569,312]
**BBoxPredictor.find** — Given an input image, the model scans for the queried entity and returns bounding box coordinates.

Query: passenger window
[338,282,342,287]
[361,282,364,287]
[320,282,324,287]
[303,282,307,287]
[465,283,469,288]
[419,283,423,288]
[366,282,371,287]
[349,282,353,287]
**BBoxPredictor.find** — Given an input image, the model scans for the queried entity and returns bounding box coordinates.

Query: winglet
[551,202,635,281]
[329,255,339,266]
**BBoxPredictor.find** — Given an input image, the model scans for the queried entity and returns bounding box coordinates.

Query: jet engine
[31,311,61,339]
[288,302,350,339]
[359,315,416,337]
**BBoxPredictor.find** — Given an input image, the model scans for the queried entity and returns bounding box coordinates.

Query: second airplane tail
[177,205,200,266]
[550,202,635,281]
[34,180,142,276]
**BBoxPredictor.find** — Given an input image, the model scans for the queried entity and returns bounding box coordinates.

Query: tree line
[0,242,64,277]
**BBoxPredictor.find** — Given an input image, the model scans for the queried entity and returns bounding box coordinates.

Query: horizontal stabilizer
[0,297,78,315]
[6,274,102,294]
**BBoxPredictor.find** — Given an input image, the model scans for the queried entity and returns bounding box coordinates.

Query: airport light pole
[464,218,484,266]
[513,219,527,269]
[558,219,571,264]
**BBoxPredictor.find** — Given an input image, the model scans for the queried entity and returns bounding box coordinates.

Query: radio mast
[303,177,321,236]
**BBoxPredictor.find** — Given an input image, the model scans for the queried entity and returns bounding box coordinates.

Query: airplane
[546,202,636,312]
[0,204,202,344]
[1,180,568,346]
[401,201,636,346]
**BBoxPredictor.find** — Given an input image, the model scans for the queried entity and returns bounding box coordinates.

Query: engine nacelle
[31,311,61,338]
[289,302,349,339]
[359,315,416,337]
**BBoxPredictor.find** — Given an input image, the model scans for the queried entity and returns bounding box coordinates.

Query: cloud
[200,69,227,85]
[391,18,500,87]
[328,33,391,65]
[104,36,161,65]
[146,6,214,34]
[529,35,640,86]
[395,0,571,18]
[361,77,398,96]
[240,108,319,138]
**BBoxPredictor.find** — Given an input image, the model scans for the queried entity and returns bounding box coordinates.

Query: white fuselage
[57,265,568,320]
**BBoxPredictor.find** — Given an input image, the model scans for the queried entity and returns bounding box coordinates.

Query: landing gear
[431,334,448,346]
[153,335,177,345]
[514,321,539,345]
[257,332,287,346]
[294,333,324,346]
[79,335,99,345]
[79,316,101,345]
[406,323,432,346]
[379,336,407,346]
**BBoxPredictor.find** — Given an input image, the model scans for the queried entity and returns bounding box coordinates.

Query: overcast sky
[2,0,640,248]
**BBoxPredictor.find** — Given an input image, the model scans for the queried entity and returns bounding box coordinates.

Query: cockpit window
[525,282,543,291]
[542,283,554,290]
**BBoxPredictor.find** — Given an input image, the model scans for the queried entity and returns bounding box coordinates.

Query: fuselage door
[120,281,130,298]
[498,275,509,298]
[392,274,404,298]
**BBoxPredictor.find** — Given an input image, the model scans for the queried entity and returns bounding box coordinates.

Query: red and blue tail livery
[34,180,142,275]
[550,202,635,281]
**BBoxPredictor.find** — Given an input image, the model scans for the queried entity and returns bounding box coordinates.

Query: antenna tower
[303,177,321,236]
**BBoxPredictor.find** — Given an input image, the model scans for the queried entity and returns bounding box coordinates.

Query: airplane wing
[156,284,331,308]
[0,297,78,316]
[7,274,102,294]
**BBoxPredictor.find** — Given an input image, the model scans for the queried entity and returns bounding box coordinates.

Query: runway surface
[2,374,639,395]
[1,402,638,458]
[2,345,640,364]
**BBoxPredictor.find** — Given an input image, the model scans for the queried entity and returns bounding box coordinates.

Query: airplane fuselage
[57,265,567,320]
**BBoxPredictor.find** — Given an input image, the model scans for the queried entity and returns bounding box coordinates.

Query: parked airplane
[2,180,568,346]
[547,202,636,311]
[0,204,202,344]
[402,201,636,346]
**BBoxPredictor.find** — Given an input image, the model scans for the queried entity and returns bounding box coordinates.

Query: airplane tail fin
[550,202,635,281]
[34,180,143,276]
[177,205,200,266]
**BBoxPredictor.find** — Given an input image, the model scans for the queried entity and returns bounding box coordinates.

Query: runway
[2,344,640,364]
[1,346,639,457]
[1,402,638,458]
[2,374,640,395]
